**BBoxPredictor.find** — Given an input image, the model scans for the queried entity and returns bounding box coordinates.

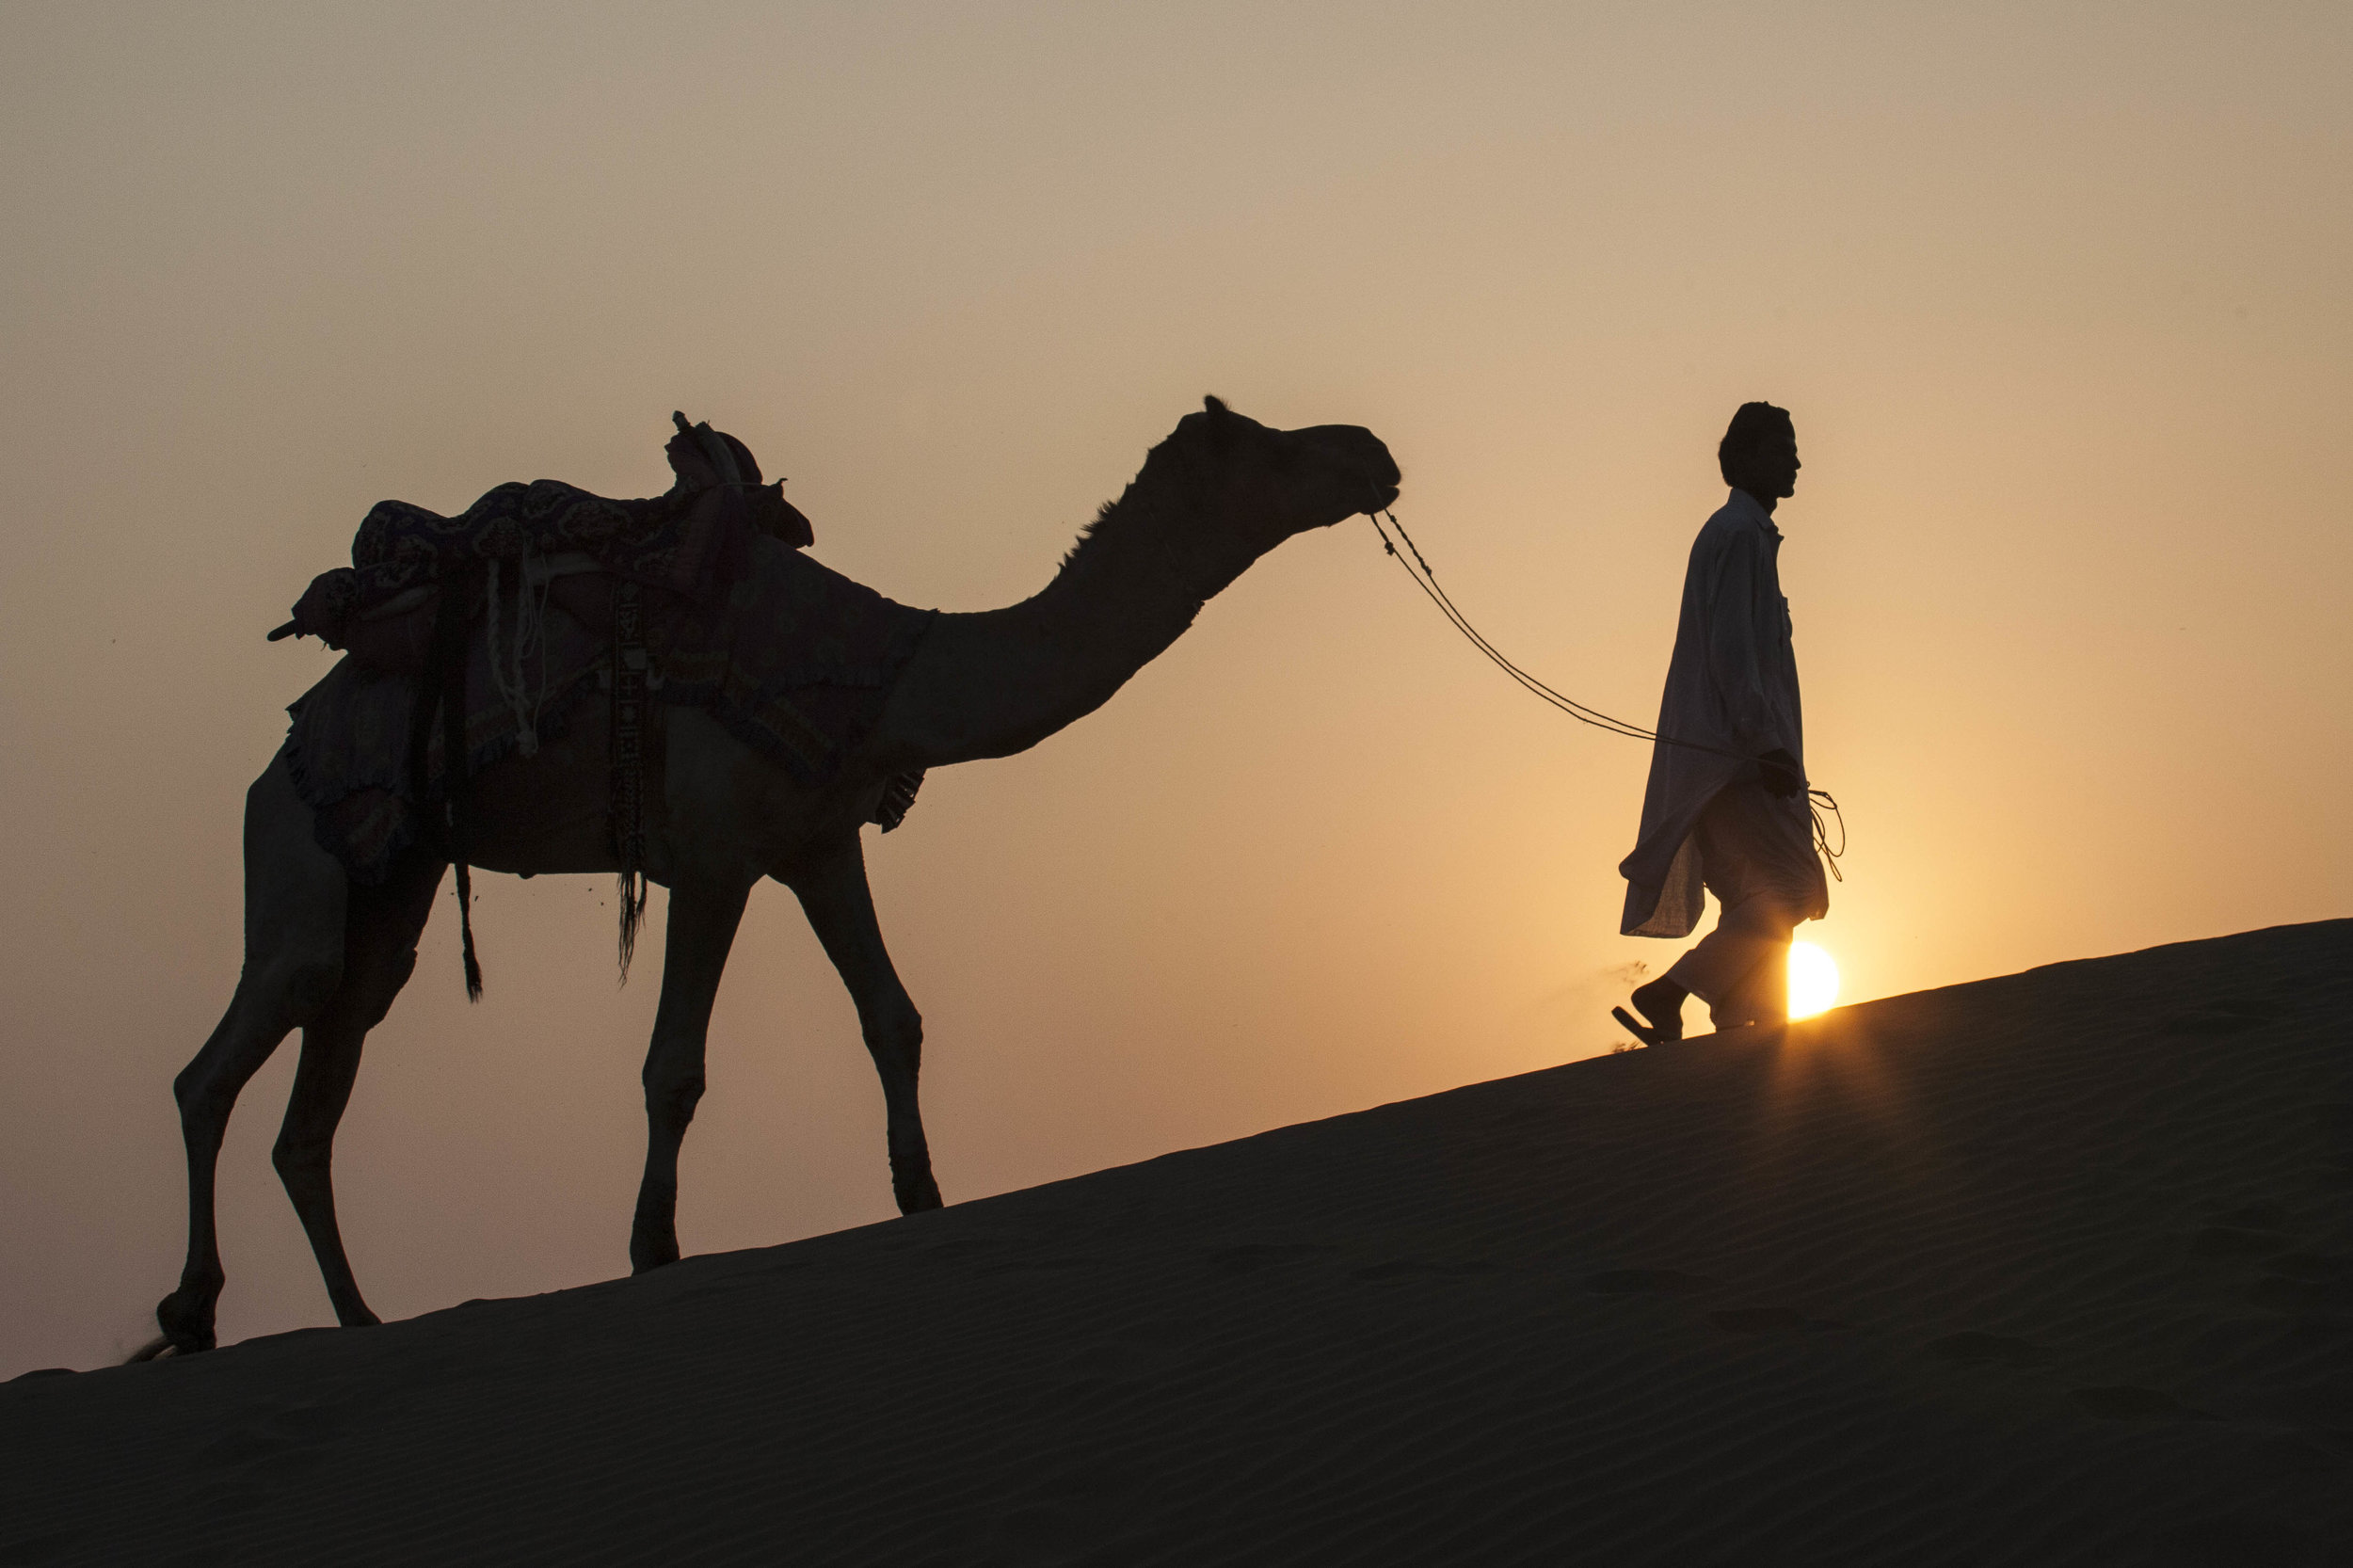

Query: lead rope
[1369,507,1844,883]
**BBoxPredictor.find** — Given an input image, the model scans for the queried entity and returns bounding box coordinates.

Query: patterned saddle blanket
[284,536,936,884]
[280,471,815,649]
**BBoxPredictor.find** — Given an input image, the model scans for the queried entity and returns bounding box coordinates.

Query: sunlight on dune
[1788,942,1839,1019]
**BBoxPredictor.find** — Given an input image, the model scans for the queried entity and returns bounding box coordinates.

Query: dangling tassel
[436,563,486,1000]
[456,860,484,1000]
[609,578,648,984]
[616,868,647,982]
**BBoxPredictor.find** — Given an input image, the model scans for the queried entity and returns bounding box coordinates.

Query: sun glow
[1787,942,1840,1019]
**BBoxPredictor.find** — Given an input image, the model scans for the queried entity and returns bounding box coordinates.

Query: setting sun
[1788,943,1840,1019]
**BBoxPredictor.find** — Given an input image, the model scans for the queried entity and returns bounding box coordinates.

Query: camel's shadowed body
[143,398,1400,1357]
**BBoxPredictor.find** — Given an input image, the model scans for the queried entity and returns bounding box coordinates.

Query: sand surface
[4,920,2349,1565]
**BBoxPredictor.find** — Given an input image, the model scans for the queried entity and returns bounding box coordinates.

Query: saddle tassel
[413,564,486,1000]
[611,578,648,983]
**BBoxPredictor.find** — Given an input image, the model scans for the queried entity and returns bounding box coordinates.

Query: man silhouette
[1612,402,1828,1045]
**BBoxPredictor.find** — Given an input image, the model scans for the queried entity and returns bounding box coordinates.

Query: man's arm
[1698,532,1805,794]
[1701,531,1778,757]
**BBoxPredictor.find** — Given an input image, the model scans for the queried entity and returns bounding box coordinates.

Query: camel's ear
[1179,395,1248,456]
[1196,395,1241,451]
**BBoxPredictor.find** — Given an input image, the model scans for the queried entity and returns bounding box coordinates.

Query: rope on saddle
[484,552,555,758]
[409,563,486,1000]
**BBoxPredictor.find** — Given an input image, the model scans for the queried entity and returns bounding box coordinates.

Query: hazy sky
[4,2,2346,1377]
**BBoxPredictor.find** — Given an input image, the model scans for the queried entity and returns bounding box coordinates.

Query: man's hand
[1759,748,1804,799]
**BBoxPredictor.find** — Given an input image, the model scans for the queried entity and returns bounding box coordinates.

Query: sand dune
[4,920,2348,1565]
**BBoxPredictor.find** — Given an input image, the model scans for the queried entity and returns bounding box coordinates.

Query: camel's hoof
[894,1174,944,1214]
[629,1236,681,1275]
[148,1292,216,1358]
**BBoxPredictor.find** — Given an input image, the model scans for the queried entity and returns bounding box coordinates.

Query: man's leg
[1625,971,1689,1040]
[1694,895,1796,1028]
[1649,783,1775,1032]
[1718,947,1790,1029]
[1619,780,1819,1044]
[1669,778,1817,1031]
[1662,891,1795,1030]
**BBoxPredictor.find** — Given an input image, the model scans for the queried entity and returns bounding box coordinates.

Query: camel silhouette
[138,397,1401,1358]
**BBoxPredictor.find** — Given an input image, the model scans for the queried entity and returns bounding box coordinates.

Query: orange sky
[3,3,2346,1377]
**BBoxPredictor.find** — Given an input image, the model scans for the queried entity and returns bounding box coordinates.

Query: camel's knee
[172,1069,250,1144]
[861,1001,924,1080]
[271,1128,333,1183]
[642,1067,706,1132]
[171,1062,229,1131]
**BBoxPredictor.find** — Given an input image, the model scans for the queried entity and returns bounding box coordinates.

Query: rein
[1365,505,1845,882]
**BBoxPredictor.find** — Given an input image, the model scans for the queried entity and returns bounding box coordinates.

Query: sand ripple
[3,920,2347,1564]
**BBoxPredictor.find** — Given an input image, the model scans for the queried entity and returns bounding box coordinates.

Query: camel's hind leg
[627,872,754,1274]
[142,753,349,1357]
[789,840,941,1214]
[271,851,445,1330]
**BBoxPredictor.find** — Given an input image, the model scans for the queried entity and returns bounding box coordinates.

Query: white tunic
[1619,488,1827,937]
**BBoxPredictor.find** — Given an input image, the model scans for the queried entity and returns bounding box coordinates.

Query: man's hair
[1718,402,1793,483]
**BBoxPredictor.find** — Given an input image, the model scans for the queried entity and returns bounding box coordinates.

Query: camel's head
[1153,395,1401,557]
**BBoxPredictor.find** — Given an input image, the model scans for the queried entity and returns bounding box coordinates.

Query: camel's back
[282,536,937,886]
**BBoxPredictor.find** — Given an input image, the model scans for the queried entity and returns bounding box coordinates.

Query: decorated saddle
[272,418,936,992]
[274,415,813,659]
[282,538,936,875]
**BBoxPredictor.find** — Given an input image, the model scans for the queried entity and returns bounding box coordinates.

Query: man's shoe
[1612,978,1688,1048]
[1610,1006,1672,1047]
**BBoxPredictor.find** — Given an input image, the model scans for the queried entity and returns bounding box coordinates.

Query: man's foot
[1610,1007,1665,1047]
[1612,977,1688,1047]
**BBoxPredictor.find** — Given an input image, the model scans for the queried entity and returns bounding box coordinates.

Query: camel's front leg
[142,755,348,1358]
[272,852,444,1329]
[788,840,942,1213]
[629,874,752,1273]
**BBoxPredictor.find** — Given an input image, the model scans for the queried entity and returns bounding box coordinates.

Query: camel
[141,397,1401,1358]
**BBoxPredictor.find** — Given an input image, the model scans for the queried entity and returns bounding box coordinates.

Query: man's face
[1741,421,1807,501]
[1737,425,1801,501]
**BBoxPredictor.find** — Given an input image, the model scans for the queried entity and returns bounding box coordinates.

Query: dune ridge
[4,920,2348,1565]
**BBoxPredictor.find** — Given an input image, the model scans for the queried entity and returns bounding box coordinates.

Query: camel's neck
[866,469,1267,770]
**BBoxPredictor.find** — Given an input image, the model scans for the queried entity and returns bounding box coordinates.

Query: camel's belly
[459,703,886,885]
[462,701,627,878]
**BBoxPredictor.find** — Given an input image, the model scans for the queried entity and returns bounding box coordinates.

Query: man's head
[1718,402,1799,507]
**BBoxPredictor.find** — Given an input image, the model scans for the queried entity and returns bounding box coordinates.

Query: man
[1611,402,1827,1045]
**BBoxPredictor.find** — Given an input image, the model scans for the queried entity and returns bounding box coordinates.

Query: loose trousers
[1663,782,1820,1028]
